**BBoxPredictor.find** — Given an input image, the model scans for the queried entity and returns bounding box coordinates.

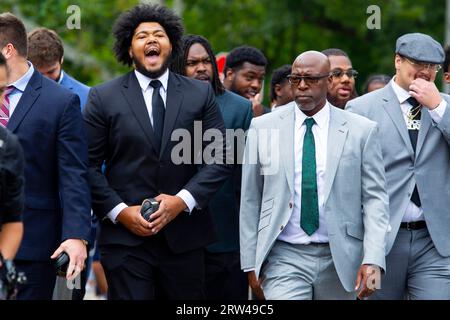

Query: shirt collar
[9,61,34,93]
[58,70,65,84]
[390,76,411,104]
[134,68,169,93]
[295,100,330,130]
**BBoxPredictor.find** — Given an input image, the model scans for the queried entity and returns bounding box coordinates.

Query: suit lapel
[160,72,183,157]
[279,105,295,194]
[323,107,348,204]
[416,107,432,157]
[7,70,41,133]
[381,86,415,161]
[121,72,159,154]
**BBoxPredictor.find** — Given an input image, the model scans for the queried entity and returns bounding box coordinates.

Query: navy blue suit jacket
[7,70,91,261]
[59,71,90,110]
[207,90,252,253]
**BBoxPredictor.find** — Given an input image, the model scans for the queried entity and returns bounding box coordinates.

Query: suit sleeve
[83,88,124,219]
[239,120,263,270]
[360,123,390,271]
[433,99,450,147]
[57,94,92,242]
[183,84,233,209]
[0,132,24,223]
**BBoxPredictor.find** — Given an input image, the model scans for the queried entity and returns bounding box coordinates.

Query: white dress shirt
[7,62,34,116]
[278,102,330,244]
[390,79,447,222]
[107,69,197,223]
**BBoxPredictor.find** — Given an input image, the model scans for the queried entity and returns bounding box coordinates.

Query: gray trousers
[260,240,355,300]
[371,227,450,300]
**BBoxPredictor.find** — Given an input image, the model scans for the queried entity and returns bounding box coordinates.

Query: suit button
[289,202,293,209]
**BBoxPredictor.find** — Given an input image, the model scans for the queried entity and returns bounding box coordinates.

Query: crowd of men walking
[0,3,449,300]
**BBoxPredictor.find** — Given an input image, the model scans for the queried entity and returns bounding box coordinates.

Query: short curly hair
[224,45,267,74]
[270,64,291,102]
[112,4,184,66]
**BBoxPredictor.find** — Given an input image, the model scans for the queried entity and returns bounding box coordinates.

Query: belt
[400,221,426,230]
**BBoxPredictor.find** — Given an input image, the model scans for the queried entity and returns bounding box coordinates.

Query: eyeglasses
[330,69,358,79]
[402,57,442,73]
[287,73,330,86]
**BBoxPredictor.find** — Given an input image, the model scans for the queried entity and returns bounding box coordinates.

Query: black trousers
[205,251,248,300]
[100,234,205,300]
[15,260,56,300]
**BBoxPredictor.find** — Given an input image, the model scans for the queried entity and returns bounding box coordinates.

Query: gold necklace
[407,105,421,121]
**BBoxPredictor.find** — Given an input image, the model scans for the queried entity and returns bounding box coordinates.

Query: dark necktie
[150,80,165,153]
[406,97,421,208]
[300,118,319,236]
[0,86,14,128]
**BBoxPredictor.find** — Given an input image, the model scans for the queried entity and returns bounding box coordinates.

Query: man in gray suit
[347,33,450,300]
[240,51,389,300]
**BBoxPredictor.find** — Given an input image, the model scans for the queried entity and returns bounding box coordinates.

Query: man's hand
[247,270,265,300]
[250,93,265,117]
[355,264,381,299]
[409,78,442,110]
[117,205,153,237]
[51,239,87,281]
[148,194,187,234]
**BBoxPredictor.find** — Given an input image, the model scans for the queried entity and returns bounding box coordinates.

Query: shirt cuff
[428,99,447,123]
[106,203,128,224]
[244,268,256,273]
[176,189,198,214]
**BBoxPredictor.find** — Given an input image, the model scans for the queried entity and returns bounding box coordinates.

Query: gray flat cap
[396,33,444,64]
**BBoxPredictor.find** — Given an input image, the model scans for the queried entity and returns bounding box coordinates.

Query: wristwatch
[80,239,88,246]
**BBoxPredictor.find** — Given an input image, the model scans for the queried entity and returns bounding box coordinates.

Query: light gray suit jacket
[240,103,390,292]
[347,84,450,256]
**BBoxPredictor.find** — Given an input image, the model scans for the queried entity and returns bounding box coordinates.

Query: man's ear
[274,83,282,98]
[224,68,234,81]
[327,75,333,89]
[61,57,64,65]
[394,54,402,71]
[1,43,14,60]
[444,72,450,84]
[128,47,133,59]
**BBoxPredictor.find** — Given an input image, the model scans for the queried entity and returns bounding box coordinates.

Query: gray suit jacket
[240,102,389,292]
[347,84,450,256]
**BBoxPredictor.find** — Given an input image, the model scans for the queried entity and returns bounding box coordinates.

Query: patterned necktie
[300,117,319,236]
[0,86,14,128]
[406,96,421,208]
[149,80,165,153]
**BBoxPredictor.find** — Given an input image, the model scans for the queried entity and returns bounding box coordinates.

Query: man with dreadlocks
[172,34,252,300]
[83,5,231,299]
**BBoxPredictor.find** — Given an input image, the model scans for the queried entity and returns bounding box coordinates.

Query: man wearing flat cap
[347,33,450,300]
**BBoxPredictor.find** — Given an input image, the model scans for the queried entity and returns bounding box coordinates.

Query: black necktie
[150,80,165,153]
[406,96,421,207]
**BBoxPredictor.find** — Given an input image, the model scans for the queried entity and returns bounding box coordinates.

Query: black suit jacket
[83,71,232,254]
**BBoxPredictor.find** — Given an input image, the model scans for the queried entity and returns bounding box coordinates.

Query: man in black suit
[172,35,253,300]
[83,4,231,300]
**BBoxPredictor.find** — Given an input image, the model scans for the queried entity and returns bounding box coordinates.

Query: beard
[133,54,171,79]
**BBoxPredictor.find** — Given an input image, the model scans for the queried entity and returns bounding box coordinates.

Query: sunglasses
[287,73,330,86]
